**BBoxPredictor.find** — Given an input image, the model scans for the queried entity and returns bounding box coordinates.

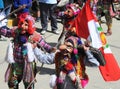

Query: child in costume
[0,14,53,89]
[50,36,100,89]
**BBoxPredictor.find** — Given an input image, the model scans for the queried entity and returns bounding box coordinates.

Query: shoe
[104,32,112,36]
[52,30,59,34]
[104,30,112,36]
[36,17,40,22]
[41,30,46,35]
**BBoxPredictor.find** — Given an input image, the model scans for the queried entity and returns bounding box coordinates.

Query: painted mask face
[20,20,28,34]
[64,41,74,53]
[64,8,74,18]
[59,41,74,56]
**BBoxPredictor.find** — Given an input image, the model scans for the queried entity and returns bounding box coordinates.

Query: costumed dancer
[50,36,100,89]
[0,15,37,89]
[58,3,80,30]
[57,3,81,46]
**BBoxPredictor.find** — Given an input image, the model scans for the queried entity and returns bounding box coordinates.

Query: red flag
[71,0,120,81]
[71,0,96,39]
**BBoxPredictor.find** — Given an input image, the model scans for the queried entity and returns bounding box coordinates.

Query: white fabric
[0,4,12,27]
[88,20,112,53]
[34,47,55,64]
[25,42,35,62]
[57,0,69,7]
[0,12,7,27]
[49,74,57,88]
[5,42,15,63]
[39,0,57,4]
[88,20,102,49]
[5,42,35,63]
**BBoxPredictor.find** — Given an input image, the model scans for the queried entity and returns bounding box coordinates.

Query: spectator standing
[96,0,113,36]
[13,0,32,24]
[38,0,59,35]
[31,0,40,22]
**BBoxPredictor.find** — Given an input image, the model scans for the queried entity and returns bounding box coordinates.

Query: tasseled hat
[18,15,36,35]
[59,36,82,55]
[66,3,80,15]
[65,36,82,64]
[65,36,82,53]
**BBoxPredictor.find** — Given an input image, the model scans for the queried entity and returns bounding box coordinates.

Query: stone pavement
[0,18,120,89]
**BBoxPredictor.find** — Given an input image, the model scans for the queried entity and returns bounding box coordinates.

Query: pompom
[19,36,27,43]
[21,46,28,55]
[81,79,89,88]
[75,54,79,59]
[73,48,78,54]
[29,31,42,42]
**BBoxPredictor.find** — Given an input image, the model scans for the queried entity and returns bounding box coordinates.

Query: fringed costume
[0,15,37,89]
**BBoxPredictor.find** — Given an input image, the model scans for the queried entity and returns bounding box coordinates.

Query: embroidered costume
[51,4,99,89]
[52,36,99,89]
[0,15,39,89]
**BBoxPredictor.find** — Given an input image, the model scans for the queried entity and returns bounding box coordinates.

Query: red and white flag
[71,0,120,81]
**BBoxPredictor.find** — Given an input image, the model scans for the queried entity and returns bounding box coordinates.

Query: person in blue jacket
[13,0,32,24]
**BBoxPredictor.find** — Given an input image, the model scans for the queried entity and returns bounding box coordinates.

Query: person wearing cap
[0,15,37,89]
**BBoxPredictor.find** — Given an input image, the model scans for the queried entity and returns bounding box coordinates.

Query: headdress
[64,36,82,65]
[66,3,80,15]
[65,36,82,49]
[18,15,36,34]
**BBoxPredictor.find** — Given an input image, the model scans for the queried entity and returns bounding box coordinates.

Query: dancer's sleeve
[33,47,55,64]
[0,26,15,37]
[84,50,100,67]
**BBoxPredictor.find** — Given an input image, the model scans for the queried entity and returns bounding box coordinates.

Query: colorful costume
[52,4,100,89]
[53,36,99,89]
[57,3,81,45]
[0,15,49,89]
